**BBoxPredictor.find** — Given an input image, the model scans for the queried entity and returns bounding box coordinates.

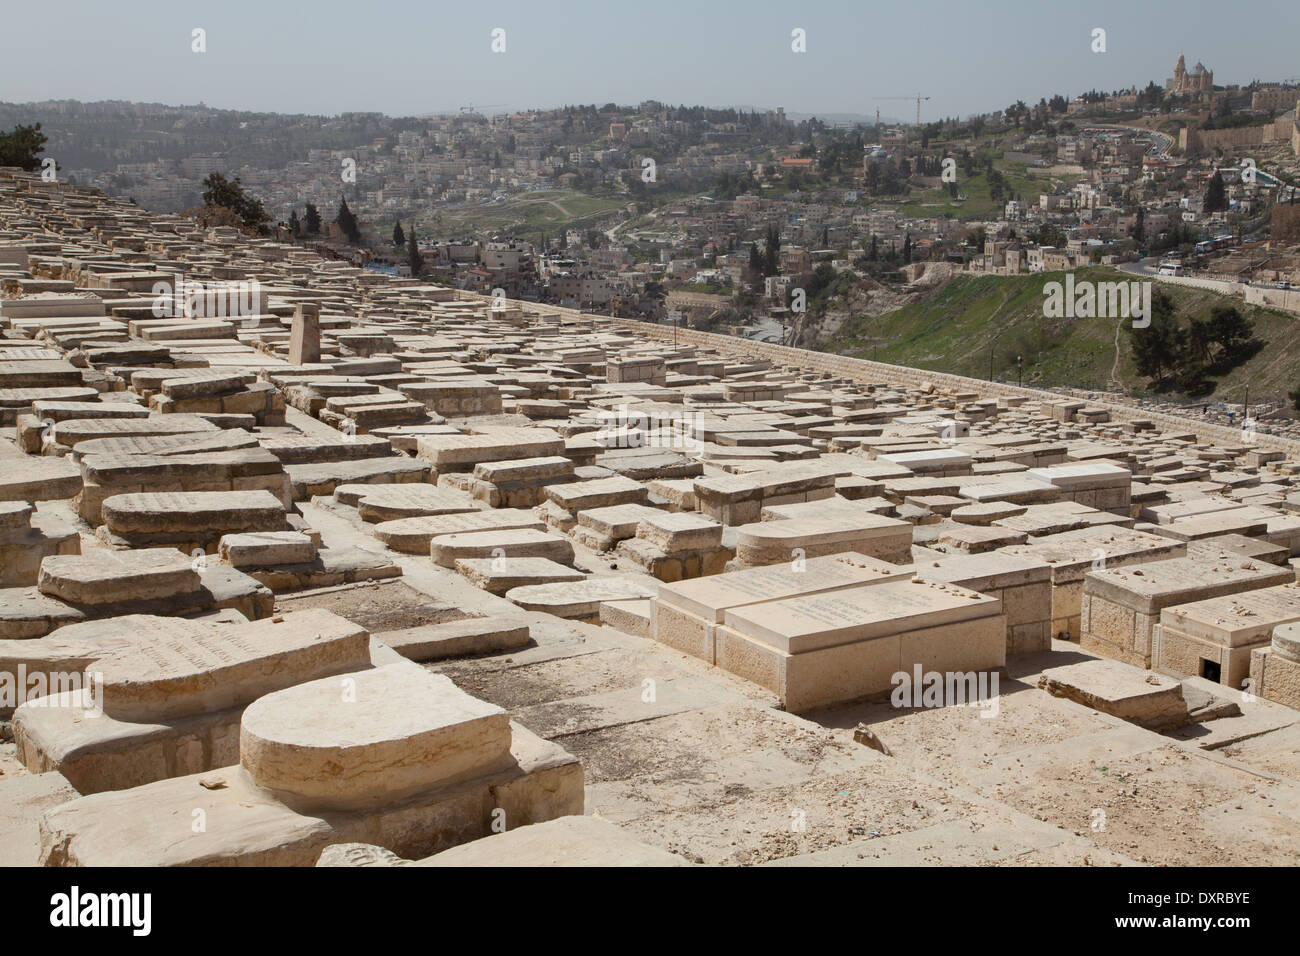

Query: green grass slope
[818,267,1299,409]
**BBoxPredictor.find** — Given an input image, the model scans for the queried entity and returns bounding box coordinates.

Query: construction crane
[872,94,931,126]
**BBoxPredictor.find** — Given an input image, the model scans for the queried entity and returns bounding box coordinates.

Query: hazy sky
[2,0,1297,120]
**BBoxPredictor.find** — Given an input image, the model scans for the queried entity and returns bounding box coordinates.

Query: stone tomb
[1080,556,1295,668]
[217,530,402,592]
[1249,622,1300,711]
[613,511,732,582]
[714,577,1005,713]
[1025,462,1131,517]
[371,508,544,555]
[730,513,912,568]
[0,501,79,586]
[1151,583,1300,691]
[38,663,584,865]
[465,456,577,509]
[913,552,1054,654]
[0,548,272,640]
[1002,526,1188,640]
[650,552,913,663]
[98,489,287,552]
[415,428,564,475]
[14,609,371,793]
[693,465,840,525]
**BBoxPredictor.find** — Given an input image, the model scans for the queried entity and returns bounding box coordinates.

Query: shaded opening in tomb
[1200,659,1222,684]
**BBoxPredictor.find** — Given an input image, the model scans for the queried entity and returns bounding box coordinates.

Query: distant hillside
[814,268,1299,411]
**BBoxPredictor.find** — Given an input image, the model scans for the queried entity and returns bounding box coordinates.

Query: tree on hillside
[762,223,781,276]
[1204,170,1228,214]
[1128,289,1187,386]
[0,123,49,171]
[407,226,423,277]
[199,173,269,232]
[902,232,912,264]
[288,209,300,238]
[392,221,405,248]
[1131,207,1145,244]
[304,203,322,235]
[1188,304,1257,366]
[335,196,360,244]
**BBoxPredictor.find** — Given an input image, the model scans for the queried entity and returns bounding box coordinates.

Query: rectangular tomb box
[651,552,913,663]
[1025,462,1132,517]
[1081,556,1295,669]
[914,552,1054,655]
[1249,623,1300,711]
[1152,583,1300,691]
[1003,526,1188,640]
[714,577,1005,713]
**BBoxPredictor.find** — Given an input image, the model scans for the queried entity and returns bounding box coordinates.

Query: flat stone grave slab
[1038,658,1187,729]
[372,509,544,554]
[455,557,587,595]
[259,433,391,464]
[544,475,649,513]
[72,429,260,460]
[378,617,531,662]
[348,484,478,522]
[0,457,82,502]
[415,428,564,472]
[219,531,318,568]
[430,528,574,568]
[285,457,430,499]
[733,514,912,566]
[505,576,658,619]
[38,548,201,606]
[48,415,219,448]
[93,607,372,722]
[1002,526,1189,639]
[723,577,1000,654]
[0,613,234,718]
[101,489,286,539]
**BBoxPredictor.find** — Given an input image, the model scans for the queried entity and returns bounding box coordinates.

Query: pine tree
[304,203,321,234]
[902,232,913,264]
[1204,171,1228,214]
[407,226,422,277]
[392,221,405,248]
[288,210,300,239]
[1128,289,1187,384]
[336,196,360,244]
